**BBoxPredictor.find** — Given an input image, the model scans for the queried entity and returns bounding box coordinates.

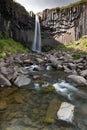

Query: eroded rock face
[0,0,35,47]
[40,2,87,44]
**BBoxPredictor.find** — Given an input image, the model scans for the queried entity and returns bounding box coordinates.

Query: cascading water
[32,15,41,53]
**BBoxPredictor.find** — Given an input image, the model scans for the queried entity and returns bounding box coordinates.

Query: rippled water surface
[0,70,87,130]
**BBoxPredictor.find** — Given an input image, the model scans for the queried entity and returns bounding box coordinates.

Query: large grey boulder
[14,75,31,87]
[57,102,75,123]
[67,75,87,86]
[0,74,12,87]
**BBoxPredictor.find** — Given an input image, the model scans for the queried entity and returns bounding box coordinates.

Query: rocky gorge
[0,0,87,130]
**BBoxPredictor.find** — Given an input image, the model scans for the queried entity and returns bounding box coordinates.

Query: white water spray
[32,15,41,53]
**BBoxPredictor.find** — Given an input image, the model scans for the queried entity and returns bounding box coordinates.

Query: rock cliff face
[0,0,35,47]
[40,1,87,45]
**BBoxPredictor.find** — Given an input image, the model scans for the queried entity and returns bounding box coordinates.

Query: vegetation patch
[72,53,81,60]
[43,118,55,124]
[0,38,29,58]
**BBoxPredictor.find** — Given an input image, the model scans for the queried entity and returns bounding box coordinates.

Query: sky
[14,0,78,13]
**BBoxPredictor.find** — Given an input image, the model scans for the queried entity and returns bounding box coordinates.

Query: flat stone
[14,75,31,87]
[57,102,75,123]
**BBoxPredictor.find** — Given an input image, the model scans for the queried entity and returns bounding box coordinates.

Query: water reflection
[0,70,87,130]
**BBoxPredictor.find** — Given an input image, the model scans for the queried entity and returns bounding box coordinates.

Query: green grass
[51,36,87,56]
[0,38,29,58]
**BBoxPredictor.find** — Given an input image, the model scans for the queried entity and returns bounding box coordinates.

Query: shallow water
[0,70,87,130]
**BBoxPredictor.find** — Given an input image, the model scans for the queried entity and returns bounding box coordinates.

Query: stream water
[0,69,87,130]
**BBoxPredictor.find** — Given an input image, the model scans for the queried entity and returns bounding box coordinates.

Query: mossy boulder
[40,85,55,94]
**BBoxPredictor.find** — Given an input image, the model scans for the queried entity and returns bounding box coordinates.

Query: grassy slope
[0,38,29,58]
[55,36,87,51]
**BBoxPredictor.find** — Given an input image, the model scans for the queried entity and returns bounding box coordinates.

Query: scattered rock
[63,53,73,62]
[46,65,53,70]
[14,75,31,87]
[68,63,76,70]
[80,70,87,78]
[57,102,75,123]
[49,55,63,69]
[0,74,12,87]
[67,75,87,86]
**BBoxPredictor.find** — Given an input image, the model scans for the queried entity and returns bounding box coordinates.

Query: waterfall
[32,15,41,53]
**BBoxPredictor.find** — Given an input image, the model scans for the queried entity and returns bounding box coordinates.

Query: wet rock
[6,126,38,130]
[68,63,76,70]
[75,58,84,63]
[49,55,62,69]
[63,66,72,73]
[1,67,8,75]
[14,93,24,103]
[36,57,44,63]
[57,102,75,123]
[33,75,40,80]
[0,100,8,110]
[80,70,87,79]
[67,75,87,86]
[29,65,42,71]
[63,54,73,62]
[0,60,7,67]
[46,65,53,70]
[20,67,29,74]
[12,71,19,82]
[0,74,12,87]
[14,75,31,87]
[44,98,61,123]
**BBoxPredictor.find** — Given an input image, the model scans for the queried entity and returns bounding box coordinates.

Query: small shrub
[72,53,81,60]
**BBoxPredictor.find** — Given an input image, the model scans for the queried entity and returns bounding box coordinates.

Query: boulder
[0,74,12,87]
[68,63,76,70]
[63,54,73,62]
[67,75,87,86]
[49,55,63,69]
[80,70,87,78]
[14,75,31,87]
[57,102,75,123]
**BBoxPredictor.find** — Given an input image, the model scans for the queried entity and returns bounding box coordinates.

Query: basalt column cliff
[40,1,87,45]
[0,0,35,47]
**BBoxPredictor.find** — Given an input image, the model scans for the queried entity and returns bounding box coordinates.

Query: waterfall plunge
[32,15,41,53]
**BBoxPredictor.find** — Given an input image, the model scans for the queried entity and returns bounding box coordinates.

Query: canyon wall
[0,0,87,48]
[40,1,87,45]
[0,0,35,48]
